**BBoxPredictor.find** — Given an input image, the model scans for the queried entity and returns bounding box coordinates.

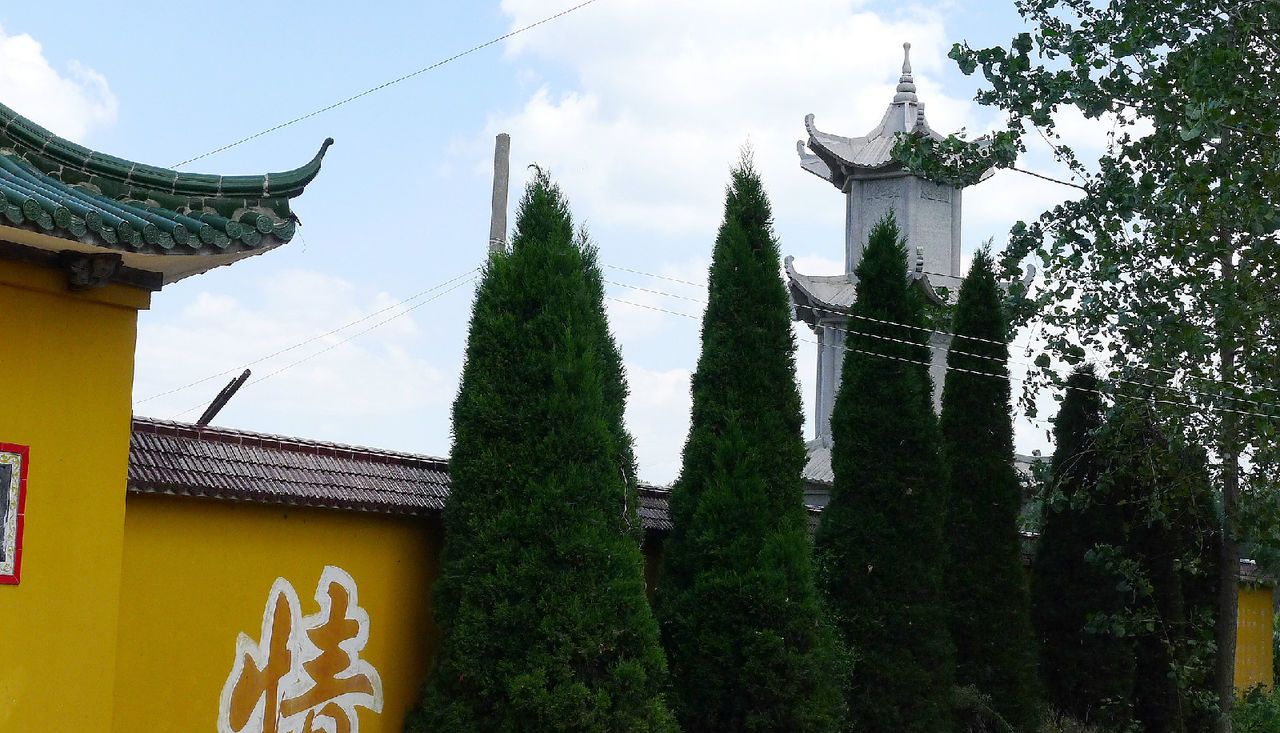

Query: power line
[169,274,479,420]
[605,261,1280,402]
[607,266,1022,349]
[136,266,480,406]
[604,294,1280,422]
[604,263,705,289]
[605,276,1280,413]
[172,0,604,168]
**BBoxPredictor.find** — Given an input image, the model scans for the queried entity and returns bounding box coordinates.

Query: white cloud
[491,0,967,236]
[481,1,1004,471]
[448,1,1090,473]
[0,25,116,141]
[133,270,460,450]
[625,363,693,485]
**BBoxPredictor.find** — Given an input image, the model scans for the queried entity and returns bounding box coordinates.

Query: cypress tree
[1175,441,1221,732]
[815,213,954,733]
[1100,405,1186,733]
[940,250,1040,731]
[654,157,846,733]
[1099,404,1222,733]
[407,172,676,733]
[1030,367,1134,728]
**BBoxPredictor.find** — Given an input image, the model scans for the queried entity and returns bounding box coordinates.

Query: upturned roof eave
[0,100,329,281]
[801,113,931,190]
[787,257,963,322]
[784,256,855,327]
[0,101,331,199]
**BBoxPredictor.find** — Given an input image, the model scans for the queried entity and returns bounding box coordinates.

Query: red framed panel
[0,443,29,585]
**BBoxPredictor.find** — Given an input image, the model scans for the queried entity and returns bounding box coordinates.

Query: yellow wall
[1235,585,1274,691]
[0,258,147,731]
[111,494,440,733]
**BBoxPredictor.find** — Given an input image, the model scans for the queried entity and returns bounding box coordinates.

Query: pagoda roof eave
[788,256,978,322]
[785,256,857,327]
[801,101,957,190]
[910,271,950,307]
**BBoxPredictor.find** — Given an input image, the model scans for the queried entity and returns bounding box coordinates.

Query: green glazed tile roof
[0,100,329,267]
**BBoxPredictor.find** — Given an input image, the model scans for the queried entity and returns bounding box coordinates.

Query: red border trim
[0,443,29,585]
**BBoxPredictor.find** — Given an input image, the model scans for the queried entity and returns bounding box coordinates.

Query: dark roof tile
[128,417,673,532]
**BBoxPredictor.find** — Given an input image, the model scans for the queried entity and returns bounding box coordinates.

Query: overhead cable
[604,294,1280,422]
[168,273,478,420]
[139,266,478,411]
[173,0,603,168]
[604,262,1280,402]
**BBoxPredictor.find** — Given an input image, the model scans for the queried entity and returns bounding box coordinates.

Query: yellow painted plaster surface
[1235,585,1274,691]
[111,495,439,733]
[0,258,145,731]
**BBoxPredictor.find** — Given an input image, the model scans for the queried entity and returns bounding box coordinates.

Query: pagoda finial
[894,41,918,103]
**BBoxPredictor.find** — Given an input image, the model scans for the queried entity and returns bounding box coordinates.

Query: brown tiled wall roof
[126,418,1271,583]
[128,417,673,532]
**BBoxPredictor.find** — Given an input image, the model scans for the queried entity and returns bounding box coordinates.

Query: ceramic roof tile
[128,417,674,532]
[0,101,329,279]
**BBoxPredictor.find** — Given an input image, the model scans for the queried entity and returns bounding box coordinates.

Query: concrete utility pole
[489,133,511,255]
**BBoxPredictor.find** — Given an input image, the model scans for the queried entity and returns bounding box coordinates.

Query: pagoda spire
[894,42,917,103]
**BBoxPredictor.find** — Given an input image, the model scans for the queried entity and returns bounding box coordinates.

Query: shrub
[1234,685,1280,733]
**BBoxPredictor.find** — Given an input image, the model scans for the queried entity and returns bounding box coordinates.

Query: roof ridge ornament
[894,42,918,104]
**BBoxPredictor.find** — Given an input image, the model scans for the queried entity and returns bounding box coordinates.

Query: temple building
[0,102,446,733]
[789,43,1032,498]
[0,53,1271,733]
[782,41,1274,692]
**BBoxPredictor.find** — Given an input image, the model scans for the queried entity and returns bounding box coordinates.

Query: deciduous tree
[895,4,1280,725]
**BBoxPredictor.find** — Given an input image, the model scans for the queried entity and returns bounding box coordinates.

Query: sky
[0,0,1107,484]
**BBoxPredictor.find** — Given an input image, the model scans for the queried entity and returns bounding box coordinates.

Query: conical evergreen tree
[407,172,676,733]
[654,157,846,733]
[1030,367,1134,728]
[815,213,954,733]
[1099,405,1186,733]
[1172,441,1222,732]
[940,250,1041,731]
[1098,404,1221,733]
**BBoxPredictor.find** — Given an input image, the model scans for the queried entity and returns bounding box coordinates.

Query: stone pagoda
[788,42,994,500]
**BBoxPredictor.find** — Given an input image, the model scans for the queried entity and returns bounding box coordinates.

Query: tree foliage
[895,3,1280,724]
[815,213,954,733]
[940,250,1041,731]
[1096,404,1221,733]
[655,156,846,733]
[1030,369,1135,729]
[407,172,676,733]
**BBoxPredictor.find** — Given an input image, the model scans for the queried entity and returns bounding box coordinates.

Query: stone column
[928,330,952,413]
[816,320,847,441]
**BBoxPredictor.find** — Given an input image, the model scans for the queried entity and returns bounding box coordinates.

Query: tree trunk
[1215,451,1239,733]
[1214,252,1240,733]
